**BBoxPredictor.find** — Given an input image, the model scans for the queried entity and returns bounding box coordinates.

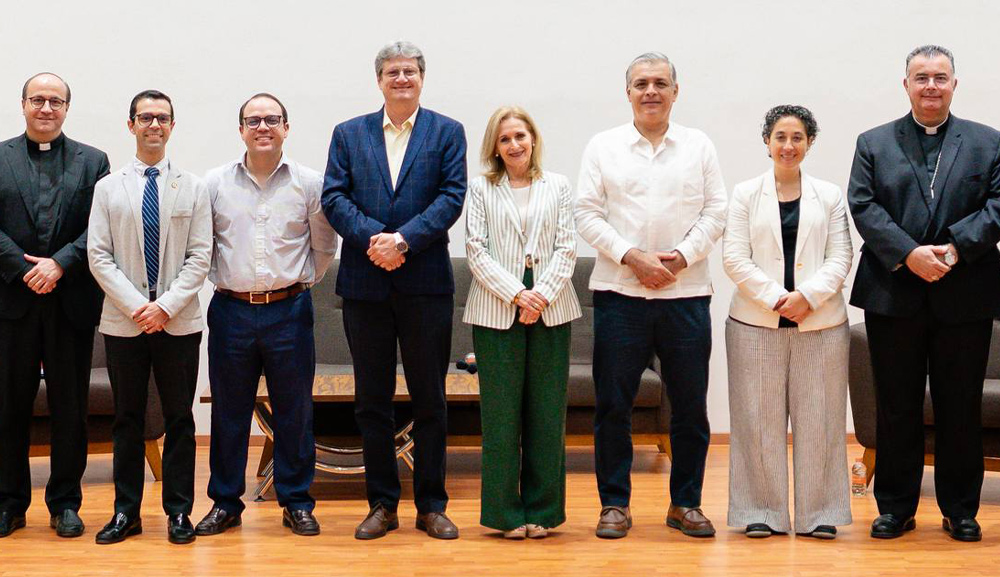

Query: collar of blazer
[494,172,549,248]
[366,106,430,196]
[4,133,86,230]
[760,167,820,262]
[895,113,963,206]
[119,163,185,262]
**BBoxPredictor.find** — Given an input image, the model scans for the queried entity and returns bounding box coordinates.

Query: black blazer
[0,133,111,330]
[322,108,467,301]
[848,114,1000,322]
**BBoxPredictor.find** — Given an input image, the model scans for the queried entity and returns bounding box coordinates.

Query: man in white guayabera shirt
[575,51,727,540]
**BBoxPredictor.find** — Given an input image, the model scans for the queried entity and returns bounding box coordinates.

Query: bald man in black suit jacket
[0,73,110,538]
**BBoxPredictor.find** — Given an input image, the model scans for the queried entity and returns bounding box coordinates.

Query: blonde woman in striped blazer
[464,106,582,539]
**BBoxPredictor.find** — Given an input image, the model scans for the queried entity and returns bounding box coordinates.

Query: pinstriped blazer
[463,171,582,329]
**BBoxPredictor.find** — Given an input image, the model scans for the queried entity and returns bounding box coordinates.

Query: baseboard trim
[190,434,858,447]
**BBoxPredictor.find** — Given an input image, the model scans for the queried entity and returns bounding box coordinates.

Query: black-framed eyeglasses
[26,96,66,110]
[243,115,283,128]
[133,113,173,127]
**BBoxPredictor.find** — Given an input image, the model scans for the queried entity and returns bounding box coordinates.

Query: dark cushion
[923,378,1000,428]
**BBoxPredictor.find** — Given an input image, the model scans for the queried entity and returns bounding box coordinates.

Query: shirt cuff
[612,239,634,265]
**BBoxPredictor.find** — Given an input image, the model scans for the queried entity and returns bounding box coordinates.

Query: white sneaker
[503,525,527,539]
[526,523,548,539]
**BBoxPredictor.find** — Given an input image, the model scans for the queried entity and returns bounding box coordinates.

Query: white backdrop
[3,0,1000,434]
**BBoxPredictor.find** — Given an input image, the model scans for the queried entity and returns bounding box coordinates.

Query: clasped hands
[905,244,958,283]
[772,291,812,324]
[368,233,405,271]
[132,302,169,334]
[22,254,63,294]
[622,248,687,290]
[515,288,549,325]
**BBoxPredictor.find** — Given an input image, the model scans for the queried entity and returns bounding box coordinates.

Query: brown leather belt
[216,283,307,305]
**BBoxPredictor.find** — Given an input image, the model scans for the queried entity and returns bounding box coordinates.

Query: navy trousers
[206,291,316,514]
[593,291,712,508]
[342,292,452,514]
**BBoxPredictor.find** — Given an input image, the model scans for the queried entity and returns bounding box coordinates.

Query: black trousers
[343,293,452,514]
[865,310,992,519]
[0,298,94,516]
[104,331,201,517]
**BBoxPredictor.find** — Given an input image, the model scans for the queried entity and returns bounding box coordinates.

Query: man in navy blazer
[322,40,467,540]
[849,45,1000,542]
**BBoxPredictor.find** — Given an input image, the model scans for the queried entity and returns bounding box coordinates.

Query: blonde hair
[480,106,544,185]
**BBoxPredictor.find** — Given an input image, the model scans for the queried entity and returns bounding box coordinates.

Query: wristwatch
[944,246,957,266]
[393,232,409,254]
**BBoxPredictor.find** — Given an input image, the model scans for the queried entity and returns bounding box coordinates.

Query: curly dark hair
[761,105,818,143]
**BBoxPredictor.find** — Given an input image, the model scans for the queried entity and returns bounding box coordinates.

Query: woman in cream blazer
[464,106,581,540]
[723,105,853,540]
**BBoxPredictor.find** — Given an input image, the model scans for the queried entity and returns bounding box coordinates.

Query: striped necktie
[141,166,160,298]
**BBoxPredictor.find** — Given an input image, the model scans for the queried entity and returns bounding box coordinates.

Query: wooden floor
[3,444,1000,576]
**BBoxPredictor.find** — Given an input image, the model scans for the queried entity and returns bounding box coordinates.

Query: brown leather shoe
[596,505,632,539]
[415,512,459,540]
[355,504,399,540]
[666,504,716,537]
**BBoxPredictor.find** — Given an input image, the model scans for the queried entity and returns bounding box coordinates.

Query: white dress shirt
[575,122,727,299]
[205,154,338,292]
[133,156,169,202]
[383,107,419,188]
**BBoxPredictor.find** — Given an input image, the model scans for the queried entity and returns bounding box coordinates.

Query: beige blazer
[463,171,582,329]
[88,163,212,337]
[723,169,852,332]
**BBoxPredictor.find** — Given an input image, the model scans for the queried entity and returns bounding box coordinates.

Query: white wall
[4,0,1000,433]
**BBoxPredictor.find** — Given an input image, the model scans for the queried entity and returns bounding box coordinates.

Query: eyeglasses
[133,113,173,127]
[26,97,66,110]
[243,115,283,128]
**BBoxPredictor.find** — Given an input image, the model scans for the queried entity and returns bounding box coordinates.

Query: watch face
[945,252,957,266]
[396,241,408,253]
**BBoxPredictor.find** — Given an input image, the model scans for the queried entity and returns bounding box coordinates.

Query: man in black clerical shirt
[848,45,1000,542]
[0,73,110,538]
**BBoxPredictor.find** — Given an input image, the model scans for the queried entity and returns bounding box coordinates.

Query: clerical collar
[26,132,65,153]
[912,113,949,135]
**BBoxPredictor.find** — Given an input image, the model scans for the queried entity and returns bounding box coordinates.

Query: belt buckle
[249,291,270,305]
[525,254,533,269]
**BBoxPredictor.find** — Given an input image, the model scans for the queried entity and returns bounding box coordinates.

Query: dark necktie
[141,166,160,297]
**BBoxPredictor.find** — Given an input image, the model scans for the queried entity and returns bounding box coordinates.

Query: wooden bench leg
[862,447,876,487]
[145,439,163,482]
[257,438,274,477]
[657,435,672,461]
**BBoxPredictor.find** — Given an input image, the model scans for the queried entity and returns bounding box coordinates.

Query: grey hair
[905,44,956,75]
[625,52,677,86]
[375,41,426,79]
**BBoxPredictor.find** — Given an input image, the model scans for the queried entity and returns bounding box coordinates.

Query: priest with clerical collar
[848,45,1000,543]
[0,72,111,539]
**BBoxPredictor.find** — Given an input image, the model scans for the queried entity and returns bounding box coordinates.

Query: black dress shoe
[95,512,142,545]
[870,514,916,539]
[168,514,196,544]
[283,508,320,536]
[0,511,26,538]
[195,507,242,536]
[50,509,85,538]
[355,504,399,540]
[943,517,982,542]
